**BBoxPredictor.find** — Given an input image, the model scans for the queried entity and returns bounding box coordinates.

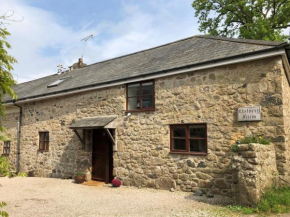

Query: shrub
[17,172,27,177]
[75,172,84,176]
[0,157,10,177]
[0,202,8,217]
[240,135,270,145]
[231,144,239,152]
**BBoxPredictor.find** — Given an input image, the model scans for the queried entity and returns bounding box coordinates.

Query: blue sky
[1,0,199,83]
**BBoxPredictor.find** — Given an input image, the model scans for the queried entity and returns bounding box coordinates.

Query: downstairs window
[3,141,10,155]
[170,124,207,155]
[39,132,49,151]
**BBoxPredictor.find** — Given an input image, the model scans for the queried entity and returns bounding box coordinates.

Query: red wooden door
[92,129,111,183]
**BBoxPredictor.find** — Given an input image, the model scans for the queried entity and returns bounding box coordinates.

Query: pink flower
[112,178,122,187]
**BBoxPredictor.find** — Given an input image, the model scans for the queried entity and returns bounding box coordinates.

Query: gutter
[4,45,289,105]
[12,100,22,173]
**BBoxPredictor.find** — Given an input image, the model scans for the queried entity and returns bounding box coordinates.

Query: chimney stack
[72,57,87,69]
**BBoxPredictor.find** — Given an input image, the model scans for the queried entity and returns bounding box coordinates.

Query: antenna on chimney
[81,34,93,59]
[57,63,65,74]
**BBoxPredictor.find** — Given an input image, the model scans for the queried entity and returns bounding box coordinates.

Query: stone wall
[232,143,279,205]
[1,56,289,197]
[281,64,290,177]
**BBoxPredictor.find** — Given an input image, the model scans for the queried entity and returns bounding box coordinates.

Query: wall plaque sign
[238,106,261,121]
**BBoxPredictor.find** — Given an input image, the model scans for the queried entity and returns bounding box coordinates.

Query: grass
[240,135,270,145]
[228,186,290,215]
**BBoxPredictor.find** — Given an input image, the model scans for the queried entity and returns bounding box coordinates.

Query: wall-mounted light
[127,113,132,117]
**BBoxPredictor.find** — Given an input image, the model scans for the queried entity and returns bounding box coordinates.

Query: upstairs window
[3,141,10,155]
[126,81,155,111]
[170,124,207,155]
[39,132,49,151]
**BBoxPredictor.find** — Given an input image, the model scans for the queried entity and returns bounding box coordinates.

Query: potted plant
[112,177,122,187]
[74,172,85,184]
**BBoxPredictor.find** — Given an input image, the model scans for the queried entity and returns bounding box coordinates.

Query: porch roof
[69,116,117,129]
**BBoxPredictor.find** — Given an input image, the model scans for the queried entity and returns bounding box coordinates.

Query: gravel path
[0,177,237,217]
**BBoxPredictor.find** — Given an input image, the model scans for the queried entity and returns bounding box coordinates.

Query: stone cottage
[2,35,290,197]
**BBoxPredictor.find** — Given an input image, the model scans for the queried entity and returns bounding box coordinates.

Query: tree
[0,13,17,140]
[192,0,290,41]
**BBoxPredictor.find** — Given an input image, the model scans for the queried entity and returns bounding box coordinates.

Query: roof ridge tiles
[195,35,287,46]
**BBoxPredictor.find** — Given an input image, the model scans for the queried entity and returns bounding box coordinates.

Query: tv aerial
[57,63,65,74]
[81,34,94,58]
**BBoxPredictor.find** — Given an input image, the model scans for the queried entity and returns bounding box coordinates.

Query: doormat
[82,180,104,188]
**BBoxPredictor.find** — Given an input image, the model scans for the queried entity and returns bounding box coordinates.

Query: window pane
[7,148,10,154]
[45,133,49,142]
[45,142,49,151]
[40,133,44,141]
[189,125,206,138]
[173,127,186,138]
[142,96,153,108]
[128,97,140,110]
[142,82,153,95]
[173,139,186,151]
[190,139,206,152]
[128,83,140,97]
[7,142,10,147]
[40,141,44,150]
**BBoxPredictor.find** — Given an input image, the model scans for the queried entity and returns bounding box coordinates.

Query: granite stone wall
[232,143,279,205]
[281,64,290,178]
[1,56,289,197]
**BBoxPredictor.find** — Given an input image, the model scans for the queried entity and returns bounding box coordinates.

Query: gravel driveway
[0,177,236,217]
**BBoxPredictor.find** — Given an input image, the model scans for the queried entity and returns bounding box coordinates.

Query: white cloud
[1,0,199,83]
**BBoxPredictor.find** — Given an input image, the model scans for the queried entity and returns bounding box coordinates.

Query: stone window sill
[38,150,49,153]
[1,154,9,157]
[125,109,155,113]
[170,151,207,156]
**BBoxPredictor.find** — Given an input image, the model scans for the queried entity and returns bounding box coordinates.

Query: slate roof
[70,116,117,129]
[7,35,288,103]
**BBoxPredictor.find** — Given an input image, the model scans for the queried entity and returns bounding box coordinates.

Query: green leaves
[192,0,290,41]
[0,156,10,177]
[0,202,8,217]
[0,24,17,141]
[0,27,17,99]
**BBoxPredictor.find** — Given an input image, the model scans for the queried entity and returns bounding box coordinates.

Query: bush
[231,144,239,152]
[0,202,8,217]
[75,172,84,176]
[0,157,10,177]
[228,186,290,215]
[17,172,27,177]
[240,135,270,145]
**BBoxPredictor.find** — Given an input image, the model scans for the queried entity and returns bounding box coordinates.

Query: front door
[92,129,113,183]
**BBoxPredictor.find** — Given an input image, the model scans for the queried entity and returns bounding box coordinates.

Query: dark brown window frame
[3,141,10,156]
[39,132,49,152]
[126,80,155,112]
[170,123,207,155]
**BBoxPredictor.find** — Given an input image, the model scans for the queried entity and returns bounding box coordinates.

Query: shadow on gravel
[184,194,233,206]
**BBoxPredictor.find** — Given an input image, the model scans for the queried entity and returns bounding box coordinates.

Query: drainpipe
[12,100,22,174]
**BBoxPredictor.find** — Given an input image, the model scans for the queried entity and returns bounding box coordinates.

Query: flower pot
[112,178,122,187]
[74,175,85,184]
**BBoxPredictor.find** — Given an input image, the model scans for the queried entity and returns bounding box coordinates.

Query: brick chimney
[72,58,87,69]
